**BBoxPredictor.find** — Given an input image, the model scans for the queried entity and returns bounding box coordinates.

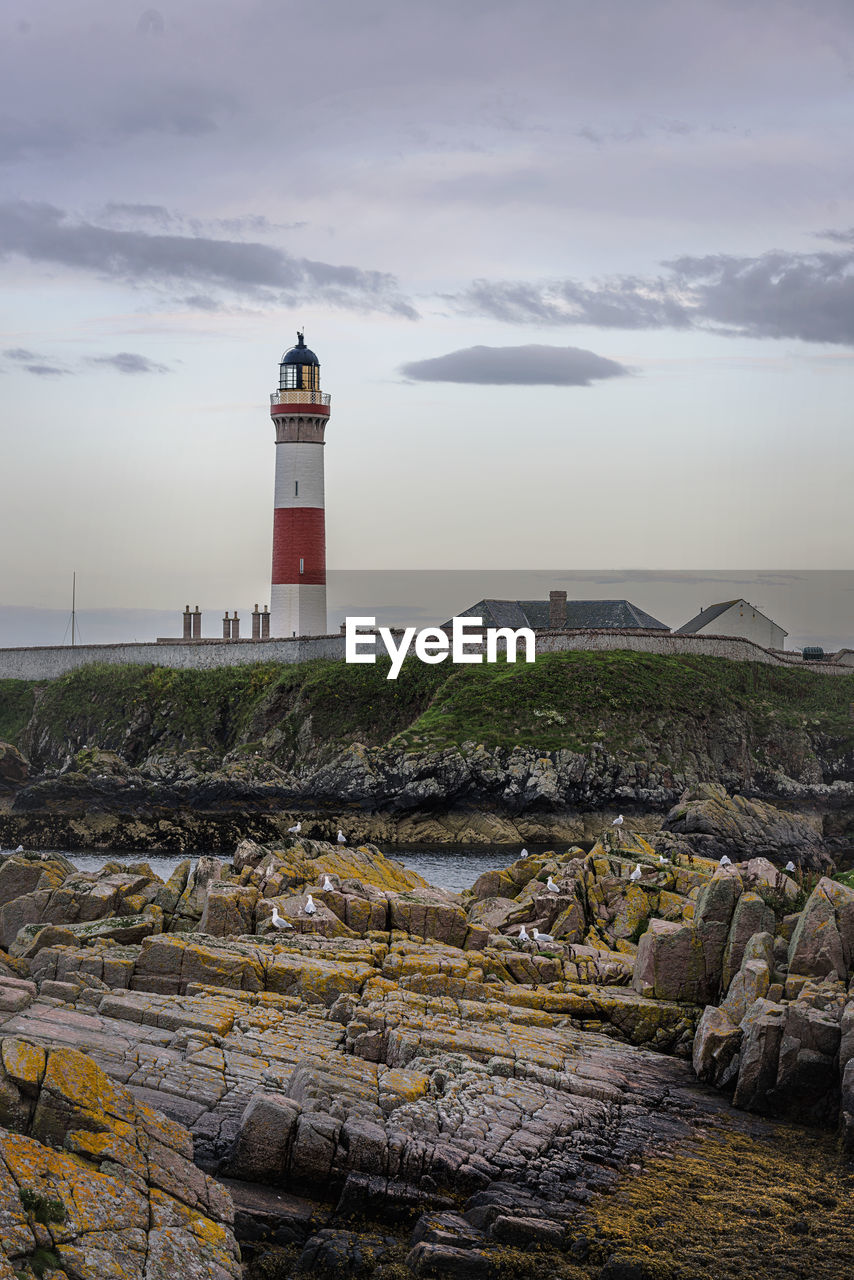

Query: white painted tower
[269,333,331,637]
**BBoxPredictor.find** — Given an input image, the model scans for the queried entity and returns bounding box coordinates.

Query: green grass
[0,680,36,745]
[1,650,852,773]
[394,649,854,754]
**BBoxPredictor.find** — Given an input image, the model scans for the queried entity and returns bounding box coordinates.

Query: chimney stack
[261,606,270,639]
[222,612,231,640]
[192,606,202,640]
[231,610,240,640]
[252,604,261,640]
[549,590,567,630]
[182,606,192,641]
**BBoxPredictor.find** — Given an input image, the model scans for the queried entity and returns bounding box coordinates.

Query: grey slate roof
[455,599,670,631]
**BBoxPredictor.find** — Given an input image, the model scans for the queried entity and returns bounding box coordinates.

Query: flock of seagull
[253,810,802,941]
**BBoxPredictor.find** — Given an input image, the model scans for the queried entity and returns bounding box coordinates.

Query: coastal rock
[661,783,830,870]
[173,856,223,931]
[0,1037,240,1279]
[0,743,28,790]
[787,877,854,980]
[722,893,776,988]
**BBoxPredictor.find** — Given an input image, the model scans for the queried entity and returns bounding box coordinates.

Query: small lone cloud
[87,352,170,374]
[3,347,70,376]
[400,343,630,387]
[22,363,69,377]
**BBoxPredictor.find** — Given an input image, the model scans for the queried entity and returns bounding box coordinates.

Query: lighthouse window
[280,365,298,390]
[299,558,305,575]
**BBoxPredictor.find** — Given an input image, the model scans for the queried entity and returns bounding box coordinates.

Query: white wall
[697,601,786,649]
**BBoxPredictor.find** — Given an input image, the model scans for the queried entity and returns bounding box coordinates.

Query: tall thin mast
[71,572,76,647]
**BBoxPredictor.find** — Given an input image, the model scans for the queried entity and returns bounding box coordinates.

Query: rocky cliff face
[1,737,853,853]
[1,652,851,850]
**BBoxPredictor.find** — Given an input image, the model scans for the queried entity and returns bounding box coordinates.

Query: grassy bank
[0,650,852,774]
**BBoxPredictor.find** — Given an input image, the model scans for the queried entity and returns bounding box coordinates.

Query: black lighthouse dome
[281,331,319,367]
[279,330,321,392]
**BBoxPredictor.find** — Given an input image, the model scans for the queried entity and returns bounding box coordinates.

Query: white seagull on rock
[785,861,796,872]
[612,815,623,827]
[337,830,347,845]
[322,875,335,892]
[532,928,553,943]
[630,864,642,882]
[659,855,667,864]
[719,854,732,867]
[519,848,529,859]
[287,821,301,835]
[304,895,317,916]
[546,875,559,893]
[270,907,293,931]
[518,925,530,941]
[14,845,23,853]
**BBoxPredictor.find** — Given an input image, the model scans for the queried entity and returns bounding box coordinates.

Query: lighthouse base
[270,583,327,637]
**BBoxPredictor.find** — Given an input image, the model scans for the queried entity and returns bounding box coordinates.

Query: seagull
[659,855,667,864]
[546,875,559,893]
[719,854,732,866]
[322,875,335,891]
[304,895,317,916]
[14,845,23,853]
[287,821,301,835]
[270,907,293,931]
[532,928,553,943]
[519,848,529,859]
[337,830,347,845]
[518,925,530,941]
[612,815,623,827]
[630,864,642,882]
[785,860,796,872]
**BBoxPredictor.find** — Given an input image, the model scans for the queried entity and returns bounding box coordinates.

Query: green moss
[19,1188,65,1225]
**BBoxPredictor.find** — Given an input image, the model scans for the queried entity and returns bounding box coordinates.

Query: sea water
[10,845,545,894]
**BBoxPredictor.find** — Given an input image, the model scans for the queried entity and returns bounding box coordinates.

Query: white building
[675,599,787,649]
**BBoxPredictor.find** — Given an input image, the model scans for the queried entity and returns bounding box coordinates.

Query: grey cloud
[458,236,854,345]
[400,344,629,386]
[101,203,175,226]
[460,278,690,329]
[22,364,69,377]
[3,347,69,376]
[87,353,170,375]
[0,201,417,317]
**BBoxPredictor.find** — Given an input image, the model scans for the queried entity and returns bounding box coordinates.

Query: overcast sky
[2,1,853,637]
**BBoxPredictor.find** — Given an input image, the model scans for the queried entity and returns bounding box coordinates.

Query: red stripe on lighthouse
[272,507,326,585]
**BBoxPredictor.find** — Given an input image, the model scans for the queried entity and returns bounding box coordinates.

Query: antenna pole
[71,572,76,647]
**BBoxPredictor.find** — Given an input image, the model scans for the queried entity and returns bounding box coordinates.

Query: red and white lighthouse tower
[269,332,331,637]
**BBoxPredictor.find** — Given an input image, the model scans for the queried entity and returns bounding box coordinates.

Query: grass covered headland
[2,650,853,774]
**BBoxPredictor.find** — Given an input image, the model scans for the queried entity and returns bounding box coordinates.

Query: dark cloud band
[456,234,854,345]
[0,200,417,318]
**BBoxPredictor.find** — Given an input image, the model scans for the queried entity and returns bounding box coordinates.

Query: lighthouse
[269,332,331,637]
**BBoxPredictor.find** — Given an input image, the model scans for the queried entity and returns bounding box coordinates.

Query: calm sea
[2,845,560,894]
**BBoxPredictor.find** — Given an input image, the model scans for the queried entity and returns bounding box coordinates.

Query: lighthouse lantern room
[269,332,331,637]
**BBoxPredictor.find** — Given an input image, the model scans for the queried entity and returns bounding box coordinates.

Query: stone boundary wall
[0,635,347,680]
[0,627,849,681]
